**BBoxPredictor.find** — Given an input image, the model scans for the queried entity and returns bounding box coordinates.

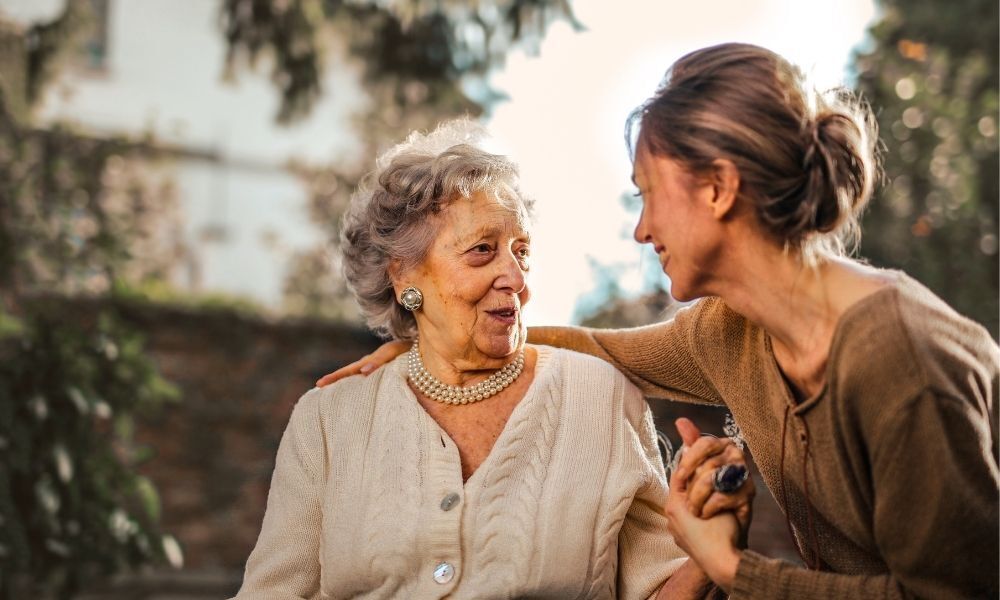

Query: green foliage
[221,0,581,123]
[0,305,179,599]
[24,0,95,107]
[854,0,999,337]
[0,53,184,595]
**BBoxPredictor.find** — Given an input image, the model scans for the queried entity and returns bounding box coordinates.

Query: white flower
[109,508,137,542]
[54,445,74,483]
[162,535,184,569]
[35,480,59,515]
[30,395,48,420]
[45,539,71,557]
[93,401,113,419]
[67,387,90,414]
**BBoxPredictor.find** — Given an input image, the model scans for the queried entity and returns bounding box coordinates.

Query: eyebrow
[458,224,531,246]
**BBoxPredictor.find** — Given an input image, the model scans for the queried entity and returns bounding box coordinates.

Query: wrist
[707,545,741,593]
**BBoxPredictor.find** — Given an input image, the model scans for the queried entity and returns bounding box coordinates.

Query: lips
[654,245,670,269]
[486,306,518,324]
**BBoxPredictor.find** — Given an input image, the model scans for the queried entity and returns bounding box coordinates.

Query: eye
[516,245,530,259]
[471,243,493,253]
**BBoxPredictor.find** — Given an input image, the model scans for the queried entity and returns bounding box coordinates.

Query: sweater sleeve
[731,388,999,599]
[529,302,722,405]
[616,381,689,600]
[232,391,325,600]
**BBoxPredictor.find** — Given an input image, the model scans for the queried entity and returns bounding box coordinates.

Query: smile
[486,307,518,324]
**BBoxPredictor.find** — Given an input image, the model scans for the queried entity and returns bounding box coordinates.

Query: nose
[494,248,527,293]
[634,207,653,245]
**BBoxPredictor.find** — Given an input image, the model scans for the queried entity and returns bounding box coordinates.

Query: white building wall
[1,0,366,309]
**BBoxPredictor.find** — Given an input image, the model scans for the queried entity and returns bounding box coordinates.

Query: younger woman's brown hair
[627,43,879,260]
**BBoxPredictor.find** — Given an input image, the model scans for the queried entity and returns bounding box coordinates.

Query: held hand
[673,418,755,533]
[315,340,412,387]
[665,466,742,593]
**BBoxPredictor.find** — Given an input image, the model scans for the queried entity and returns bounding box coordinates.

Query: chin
[477,326,523,359]
[667,279,697,303]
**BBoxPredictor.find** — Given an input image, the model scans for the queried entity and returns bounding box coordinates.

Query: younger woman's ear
[709,159,740,220]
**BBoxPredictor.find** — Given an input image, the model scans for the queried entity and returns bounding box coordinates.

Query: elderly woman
[232,120,749,599]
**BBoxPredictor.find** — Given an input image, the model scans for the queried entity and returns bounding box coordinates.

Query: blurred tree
[854,0,999,338]
[218,0,580,318]
[0,4,186,596]
[220,0,580,124]
[0,304,180,599]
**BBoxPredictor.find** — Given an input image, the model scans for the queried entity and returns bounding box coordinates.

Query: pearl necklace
[407,340,525,405]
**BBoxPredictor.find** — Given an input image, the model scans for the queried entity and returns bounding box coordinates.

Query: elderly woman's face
[402,190,531,363]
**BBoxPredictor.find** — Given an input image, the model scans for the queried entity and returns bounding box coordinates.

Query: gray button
[440,492,461,511]
[433,562,454,584]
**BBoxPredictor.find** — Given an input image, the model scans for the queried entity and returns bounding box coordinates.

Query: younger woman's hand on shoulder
[315,340,412,387]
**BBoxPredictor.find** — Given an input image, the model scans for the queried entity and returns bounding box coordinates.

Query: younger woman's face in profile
[632,141,722,302]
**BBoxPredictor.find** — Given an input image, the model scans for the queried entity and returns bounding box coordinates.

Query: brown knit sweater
[531,273,999,599]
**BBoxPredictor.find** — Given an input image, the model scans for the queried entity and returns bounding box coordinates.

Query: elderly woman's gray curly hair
[340,119,533,341]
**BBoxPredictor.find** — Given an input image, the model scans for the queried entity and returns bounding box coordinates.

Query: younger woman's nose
[634,210,653,245]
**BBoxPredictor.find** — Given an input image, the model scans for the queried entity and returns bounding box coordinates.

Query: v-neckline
[394,347,551,489]
[761,275,902,414]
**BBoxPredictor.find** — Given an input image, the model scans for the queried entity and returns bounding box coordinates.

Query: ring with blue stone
[712,463,749,494]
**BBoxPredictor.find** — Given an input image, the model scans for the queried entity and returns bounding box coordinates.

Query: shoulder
[832,273,999,408]
[540,345,638,393]
[288,357,407,435]
[539,346,651,420]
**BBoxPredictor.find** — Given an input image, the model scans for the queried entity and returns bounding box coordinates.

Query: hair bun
[798,103,876,239]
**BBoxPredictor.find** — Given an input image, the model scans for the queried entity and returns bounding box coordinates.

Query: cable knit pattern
[468,353,561,596]
[232,346,686,600]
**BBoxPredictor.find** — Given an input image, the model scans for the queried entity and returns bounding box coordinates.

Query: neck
[705,236,888,396]
[415,334,522,387]
[720,247,840,358]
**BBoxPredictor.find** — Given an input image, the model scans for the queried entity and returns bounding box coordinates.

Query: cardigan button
[440,493,460,511]
[433,562,455,584]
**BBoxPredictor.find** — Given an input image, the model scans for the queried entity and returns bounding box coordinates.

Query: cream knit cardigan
[233,346,686,599]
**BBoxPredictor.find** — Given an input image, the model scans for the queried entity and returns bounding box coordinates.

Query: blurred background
[0,0,995,597]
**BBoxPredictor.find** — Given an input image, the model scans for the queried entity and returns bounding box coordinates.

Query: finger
[316,354,376,387]
[736,504,753,534]
[376,340,412,361]
[701,489,750,519]
[699,469,755,519]
[685,467,721,517]
[675,436,732,483]
[668,461,691,497]
[675,417,701,447]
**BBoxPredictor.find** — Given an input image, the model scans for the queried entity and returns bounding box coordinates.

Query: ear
[387,259,404,294]
[708,159,740,220]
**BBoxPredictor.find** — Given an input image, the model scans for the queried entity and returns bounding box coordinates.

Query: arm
[616,382,716,600]
[529,303,722,405]
[692,389,1000,599]
[232,392,325,600]
[317,302,724,406]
